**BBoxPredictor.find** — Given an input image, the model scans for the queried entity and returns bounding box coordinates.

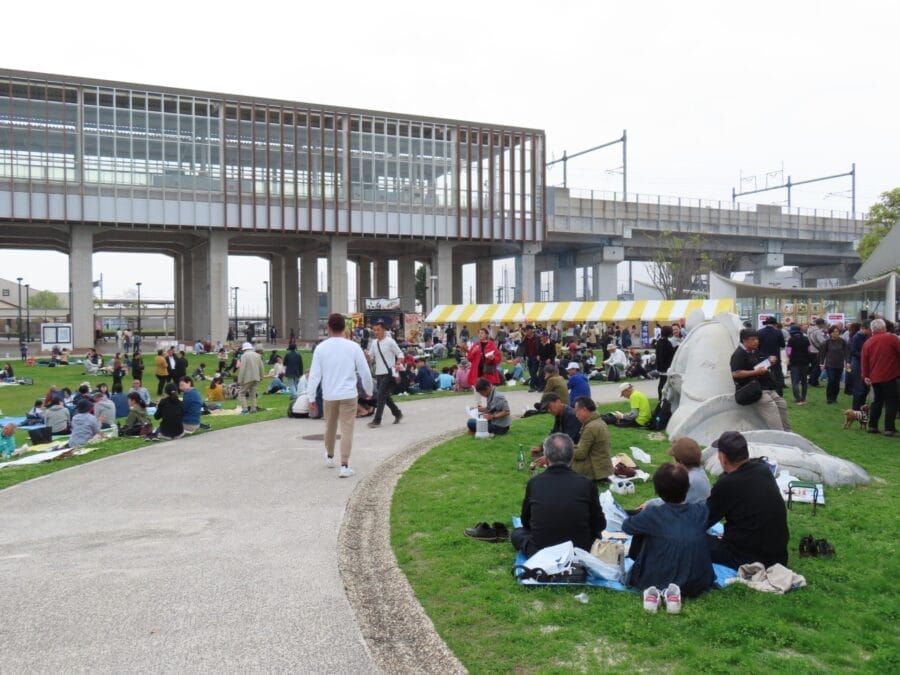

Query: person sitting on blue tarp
[409,358,436,394]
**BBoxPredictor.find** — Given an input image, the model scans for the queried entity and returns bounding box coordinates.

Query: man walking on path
[366,319,404,428]
[307,313,374,477]
[237,342,265,414]
[283,344,304,398]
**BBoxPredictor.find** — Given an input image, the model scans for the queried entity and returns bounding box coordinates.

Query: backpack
[647,398,672,431]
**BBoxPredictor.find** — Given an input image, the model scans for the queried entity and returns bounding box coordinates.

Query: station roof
[424,299,735,324]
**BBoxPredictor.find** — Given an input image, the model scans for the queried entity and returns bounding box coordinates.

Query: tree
[857,188,899,262]
[28,289,62,309]
[648,231,738,299]
[415,264,427,309]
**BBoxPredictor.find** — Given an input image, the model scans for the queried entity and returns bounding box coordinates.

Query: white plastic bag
[630,446,651,463]
[599,489,629,532]
[573,547,623,582]
[523,541,574,575]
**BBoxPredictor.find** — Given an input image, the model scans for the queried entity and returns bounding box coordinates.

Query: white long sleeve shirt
[368,336,404,375]
[307,337,374,401]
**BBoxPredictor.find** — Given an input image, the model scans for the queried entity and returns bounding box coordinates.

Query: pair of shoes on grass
[643,584,681,614]
[799,535,835,557]
[464,521,509,542]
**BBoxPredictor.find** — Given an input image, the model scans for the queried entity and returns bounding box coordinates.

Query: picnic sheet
[209,408,243,416]
[0,445,98,468]
[511,517,736,590]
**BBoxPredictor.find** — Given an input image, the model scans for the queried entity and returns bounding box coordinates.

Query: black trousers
[869,378,898,433]
[373,373,402,424]
[156,375,168,396]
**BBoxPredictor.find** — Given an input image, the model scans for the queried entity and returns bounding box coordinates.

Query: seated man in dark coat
[511,433,605,557]
[706,431,789,568]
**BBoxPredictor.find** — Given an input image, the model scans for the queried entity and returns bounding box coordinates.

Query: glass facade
[1,71,545,241]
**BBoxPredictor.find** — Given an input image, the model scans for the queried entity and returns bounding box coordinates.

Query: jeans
[286,376,299,398]
[789,365,808,402]
[373,373,402,424]
[466,418,510,435]
[323,397,358,465]
[825,367,843,403]
[869,378,898,433]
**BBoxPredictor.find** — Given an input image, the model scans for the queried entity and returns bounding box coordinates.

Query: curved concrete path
[0,380,658,672]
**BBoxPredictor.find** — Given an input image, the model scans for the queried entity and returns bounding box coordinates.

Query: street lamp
[231,286,239,337]
[263,280,270,343]
[16,277,22,343]
[135,282,142,336]
[25,284,30,342]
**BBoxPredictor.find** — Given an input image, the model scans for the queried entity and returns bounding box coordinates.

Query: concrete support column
[433,241,454,306]
[516,246,540,303]
[553,253,577,301]
[475,262,493,304]
[270,255,284,339]
[328,237,349,315]
[374,258,390,297]
[357,259,372,311]
[452,262,464,304]
[68,226,94,349]
[397,255,416,311]
[185,231,231,344]
[280,253,299,340]
[300,251,319,342]
[593,262,618,300]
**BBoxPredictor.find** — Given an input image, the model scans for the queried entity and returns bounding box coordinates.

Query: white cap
[618,382,632,393]
[242,342,254,351]
[566,362,580,370]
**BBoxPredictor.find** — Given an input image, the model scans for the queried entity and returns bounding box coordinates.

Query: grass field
[391,384,899,673]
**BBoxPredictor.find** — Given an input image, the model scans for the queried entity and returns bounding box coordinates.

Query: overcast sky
[2,0,897,310]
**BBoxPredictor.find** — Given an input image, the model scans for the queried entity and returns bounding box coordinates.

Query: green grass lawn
[0,349,312,490]
[391,384,900,673]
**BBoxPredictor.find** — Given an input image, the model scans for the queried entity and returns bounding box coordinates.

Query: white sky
[2,0,898,310]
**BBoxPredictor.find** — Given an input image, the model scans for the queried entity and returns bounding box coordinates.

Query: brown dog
[843,405,870,430]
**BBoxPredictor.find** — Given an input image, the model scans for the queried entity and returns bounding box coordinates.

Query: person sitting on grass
[603,344,627,382]
[0,363,14,381]
[466,377,511,436]
[129,379,151,405]
[67,398,102,449]
[511,433,605,557]
[565,362,591,400]
[24,399,45,426]
[571,396,613,483]
[206,376,226,409]
[191,363,209,381]
[455,358,472,391]
[610,382,652,427]
[409,358,437,394]
[436,367,454,391]
[622,462,715,601]
[179,376,206,434]
[92,389,118,428]
[1,422,20,458]
[44,395,71,435]
[119,393,152,436]
[154,383,185,440]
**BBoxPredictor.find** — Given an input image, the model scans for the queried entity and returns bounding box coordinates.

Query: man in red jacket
[861,318,900,436]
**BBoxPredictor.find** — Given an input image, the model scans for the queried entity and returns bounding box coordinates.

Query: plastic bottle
[574,592,589,604]
[517,444,525,471]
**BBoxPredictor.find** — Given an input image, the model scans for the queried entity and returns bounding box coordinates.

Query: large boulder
[701,430,871,486]
[669,394,771,446]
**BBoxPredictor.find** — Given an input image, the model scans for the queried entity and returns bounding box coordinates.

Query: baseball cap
[566,362,580,370]
[618,382,632,393]
[668,437,702,465]
[711,431,749,461]
[241,342,254,351]
[537,392,560,411]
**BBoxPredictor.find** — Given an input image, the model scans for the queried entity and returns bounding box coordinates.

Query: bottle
[517,444,525,471]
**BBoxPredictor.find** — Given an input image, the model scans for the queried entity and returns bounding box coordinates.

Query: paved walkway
[0,380,658,672]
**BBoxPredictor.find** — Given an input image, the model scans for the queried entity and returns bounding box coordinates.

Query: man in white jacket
[307,313,374,478]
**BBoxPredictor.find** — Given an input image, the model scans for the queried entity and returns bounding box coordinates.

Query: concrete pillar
[174,252,193,343]
[186,231,231,344]
[357,258,372,311]
[328,237,349,315]
[68,226,94,348]
[452,262,464,304]
[374,258,390,297]
[516,249,539,303]
[553,254,577,301]
[270,255,284,339]
[300,251,319,341]
[475,262,493,303]
[593,262,618,300]
[433,241,453,306]
[397,255,416,311]
[281,253,299,340]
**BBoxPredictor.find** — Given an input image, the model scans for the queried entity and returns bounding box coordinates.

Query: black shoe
[367,421,381,429]
[867,428,880,434]
[799,534,815,557]
[815,538,835,556]
[491,522,510,541]
[884,430,897,437]
[464,522,498,542]
[393,414,403,425]
[199,423,211,430]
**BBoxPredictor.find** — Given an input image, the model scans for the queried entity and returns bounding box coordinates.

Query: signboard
[827,313,846,325]
[757,313,778,328]
[41,323,73,351]
[365,297,401,310]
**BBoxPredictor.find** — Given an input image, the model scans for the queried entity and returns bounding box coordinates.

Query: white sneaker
[643,586,660,613]
[339,466,355,478]
[663,583,682,614]
[325,454,335,468]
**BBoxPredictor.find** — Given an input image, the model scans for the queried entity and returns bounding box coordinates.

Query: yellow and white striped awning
[424,299,735,324]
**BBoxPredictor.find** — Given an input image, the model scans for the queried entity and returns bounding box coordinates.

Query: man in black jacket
[706,431,789,568]
[730,328,791,431]
[511,433,605,557]
[283,344,304,398]
[541,392,582,443]
[757,316,786,396]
